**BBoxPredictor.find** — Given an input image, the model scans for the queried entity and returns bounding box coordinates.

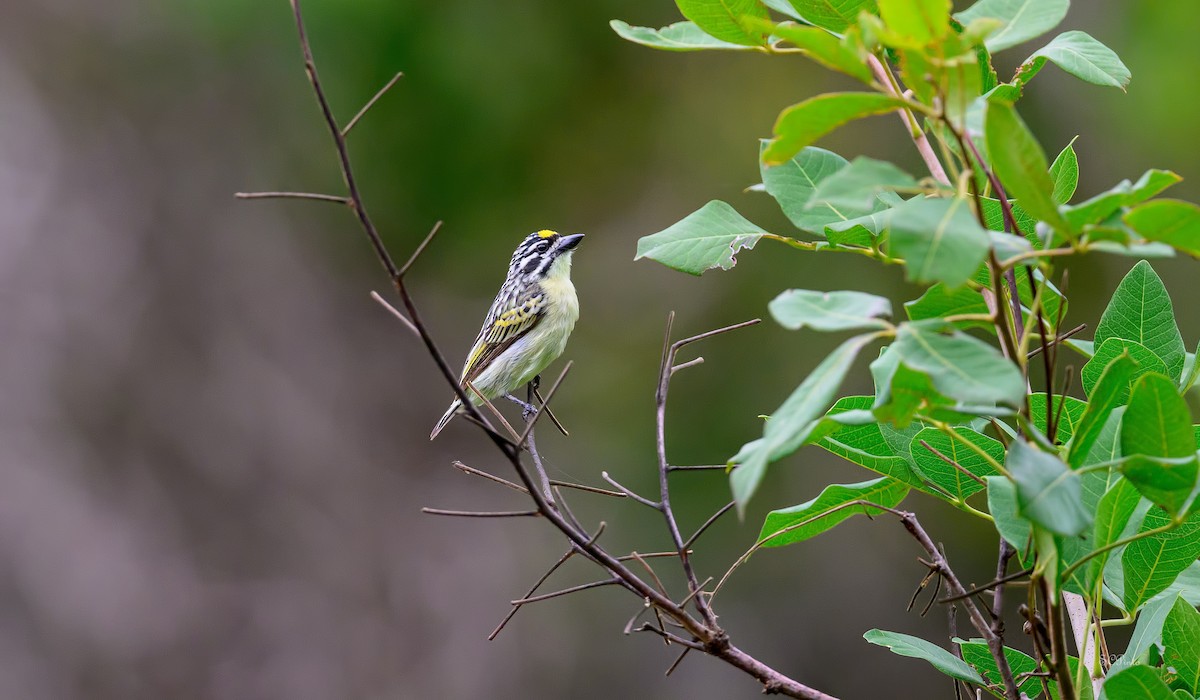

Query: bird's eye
[536,241,550,253]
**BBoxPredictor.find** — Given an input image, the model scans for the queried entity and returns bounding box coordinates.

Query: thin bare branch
[672,318,762,351]
[671,357,705,374]
[634,624,705,650]
[665,647,691,676]
[421,508,540,518]
[668,464,728,472]
[548,480,626,498]
[601,472,660,509]
[399,220,444,279]
[235,190,350,204]
[450,460,527,494]
[341,70,404,137]
[683,501,736,550]
[511,578,619,605]
[532,386,569,436]
[939,567,1033,605]
[286,0,401,282]
[616,551,686,562]
[370,291,419,335]
[517,362,572,446]
[490,523,606,641]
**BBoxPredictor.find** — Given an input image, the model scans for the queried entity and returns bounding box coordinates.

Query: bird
[430,229,584,439]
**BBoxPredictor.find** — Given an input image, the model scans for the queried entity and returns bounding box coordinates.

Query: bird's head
[508,229,584,281]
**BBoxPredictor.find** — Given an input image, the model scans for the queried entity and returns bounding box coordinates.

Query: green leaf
[808,157,917,213]
[953,0,1068,52]
[1069,350,1141,468]
[787,0,879,33]
[1123,509,1200,611]
[770,289,893,332]
[757,20,874,82]
[904,284,990,328]
[1007,440,1092,536]
[635,200,764,275]
[979,197,1038,238]
[1087,477,1142,590]
[888,197,990,288]
[1028,393,1089,445]
[1112,593,1176,671]
[609,20,758,51]
[819,399,942,494]
[760,145,860,233]
[892,321,1025,408]
[1103,665,1175,700]
[1121,373,1200,515]
[1063,170,1182,230]
[985,100,1071,235]
[988,476,1033,555]
[1081,338,1169,401]
[877,0,950,46]
[1049,140,1079,205]
[1164,597,1200,693]
[1015,31,1131,90]
[1095,260,1186,382]
[758,478,909,547]
[764,93,908,166]
[911,427,1002,501]
[863,629,985,685]
[956,640,1042,698]
[1126,200,1200,258]
[731,333,879,510]
[674,0,769,46]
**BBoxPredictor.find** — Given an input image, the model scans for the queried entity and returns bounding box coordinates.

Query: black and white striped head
[507,229,585,281]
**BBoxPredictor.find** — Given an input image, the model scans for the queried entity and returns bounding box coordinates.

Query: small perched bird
[430,230,584,439]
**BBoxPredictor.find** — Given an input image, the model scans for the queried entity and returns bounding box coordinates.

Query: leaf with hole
[1015,31,1131,90]
[635,200,765,275]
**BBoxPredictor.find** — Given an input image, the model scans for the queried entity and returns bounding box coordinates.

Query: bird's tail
[429,399,462,440]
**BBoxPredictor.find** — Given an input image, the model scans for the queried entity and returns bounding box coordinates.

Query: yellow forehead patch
[536,229,558,239]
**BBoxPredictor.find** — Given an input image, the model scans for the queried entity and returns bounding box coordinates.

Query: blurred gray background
[2,1,1198,698]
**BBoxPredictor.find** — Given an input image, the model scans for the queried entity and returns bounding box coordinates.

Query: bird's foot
[504,393,538,421]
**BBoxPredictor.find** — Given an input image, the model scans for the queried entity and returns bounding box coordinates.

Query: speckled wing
[459,287,545,388]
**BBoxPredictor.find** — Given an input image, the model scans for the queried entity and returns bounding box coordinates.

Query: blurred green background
[1,1,1198,698]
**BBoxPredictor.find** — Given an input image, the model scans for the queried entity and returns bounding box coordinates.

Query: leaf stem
[1059,522,1179,581]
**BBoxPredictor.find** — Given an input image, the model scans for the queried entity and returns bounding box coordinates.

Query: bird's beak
[555,233,585,253]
